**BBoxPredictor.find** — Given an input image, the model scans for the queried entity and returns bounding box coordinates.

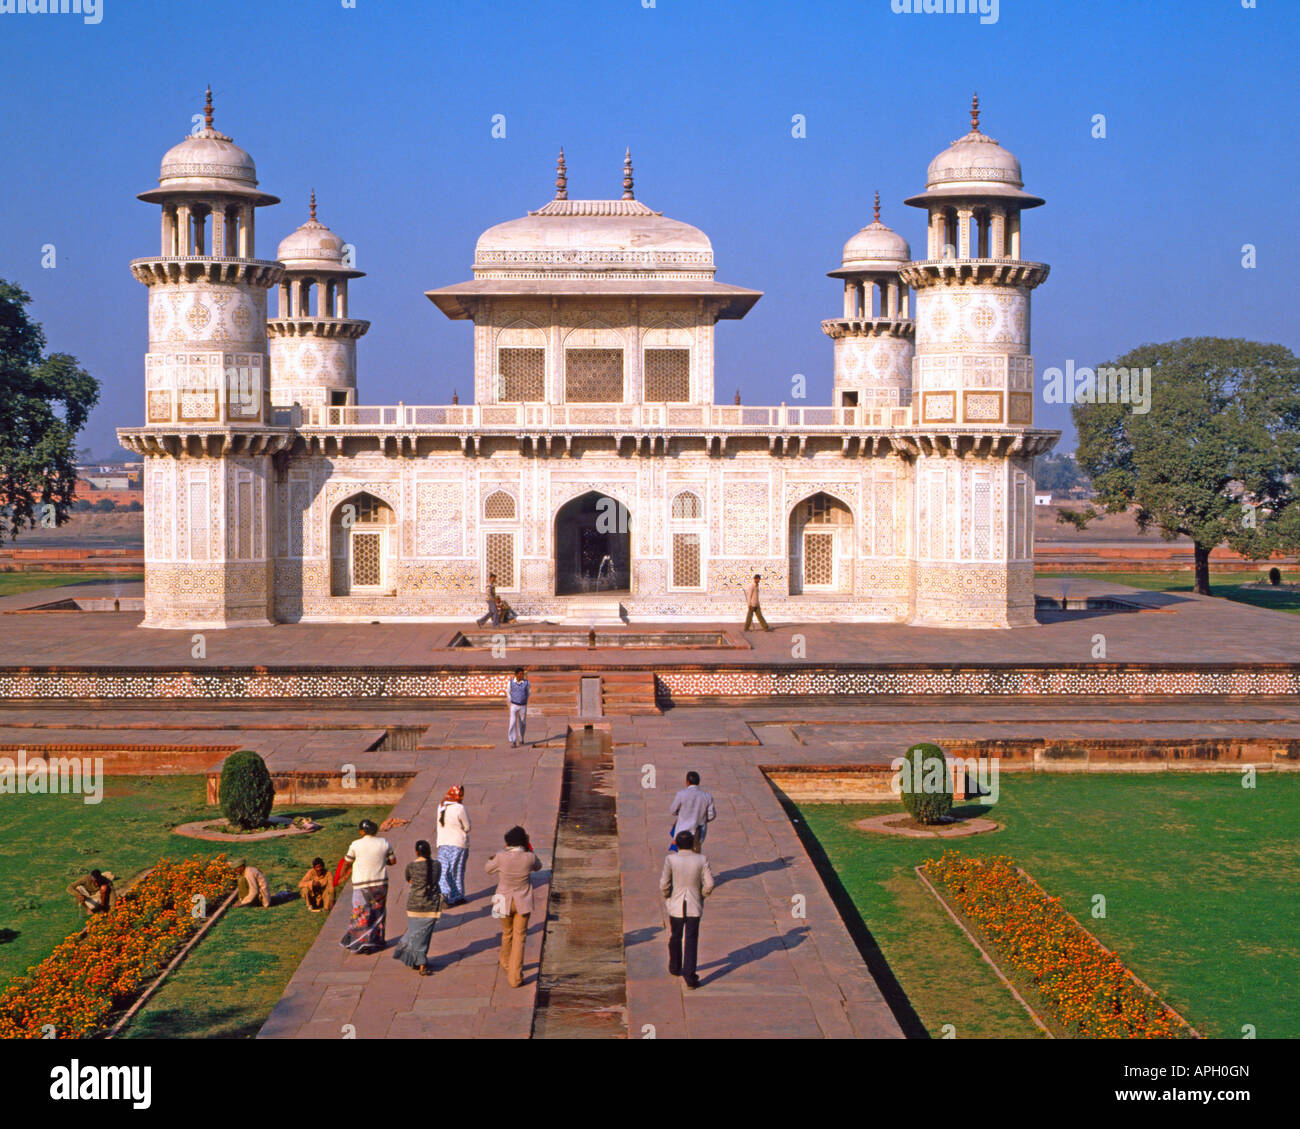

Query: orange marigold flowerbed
[920,852,1195,1039]
[0,855,237,1039]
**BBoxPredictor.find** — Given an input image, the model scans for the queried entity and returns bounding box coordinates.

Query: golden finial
[622,148,634,200]
[204,85,214,131]
[555,147,567,200]
[970,92,981,133]
[873,190,881,223]
[309,189,317,222]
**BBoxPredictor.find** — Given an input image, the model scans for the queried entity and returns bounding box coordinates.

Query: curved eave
[827,262,909,279]
[138,184,280,206]
[425,279,763,321]
[904,186,1044,209]
[277,260,365,279]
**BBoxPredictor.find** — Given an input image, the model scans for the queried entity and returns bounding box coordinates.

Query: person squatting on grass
[231,858,270,907]
[298,857,335,912]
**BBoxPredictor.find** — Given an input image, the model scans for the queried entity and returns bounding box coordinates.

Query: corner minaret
[821,191,914,425]
[899,95,1056,627]
[126,89,284,629]
[133,86,281,428]
[267,191,369,416]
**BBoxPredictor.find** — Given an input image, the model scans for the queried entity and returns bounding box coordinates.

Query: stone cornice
[118,423,1059,461]
[899,259,1050,290]
[820,317,915,341]
[265,318,370,339]
[130,256,283,288]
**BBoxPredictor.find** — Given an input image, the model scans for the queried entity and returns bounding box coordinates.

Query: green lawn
[793,773,1300,1039]
[0,571,142,596]
[0,775,389,1038]
[1038,569,1300,614]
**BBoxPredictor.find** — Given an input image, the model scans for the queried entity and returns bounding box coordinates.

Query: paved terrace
[1,578,1299,667]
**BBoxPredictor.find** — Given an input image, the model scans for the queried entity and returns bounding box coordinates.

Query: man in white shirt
[339,819,396,954]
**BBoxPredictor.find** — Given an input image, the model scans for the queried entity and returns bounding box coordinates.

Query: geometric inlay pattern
[564,349,624,402]
[643,349,690,402]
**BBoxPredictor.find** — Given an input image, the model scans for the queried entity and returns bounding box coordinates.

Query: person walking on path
[485,826,542,988]
[476,572,500,626]
[338,819,396,954]
[507,667,530,747]
[670,771,717,850]
[743,573,772,632]
[231,858,271,907]
[660,830,715,989]
[392,840,443,975]
[436,785,471,907]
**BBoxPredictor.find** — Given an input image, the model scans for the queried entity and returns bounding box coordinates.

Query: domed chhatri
[822,191,915,420]
[906,93,1044,209]
[139,86,277,207]
[267,190,370,414]
[831,191,912,275]
[276,190,358,275]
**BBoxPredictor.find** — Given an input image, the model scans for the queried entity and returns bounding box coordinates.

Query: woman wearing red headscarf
[436,784,471,906]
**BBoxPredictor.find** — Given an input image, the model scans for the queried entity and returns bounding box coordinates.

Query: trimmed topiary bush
[219,749,275,830]
[897,742,953,825]
[1268,567,1282,586]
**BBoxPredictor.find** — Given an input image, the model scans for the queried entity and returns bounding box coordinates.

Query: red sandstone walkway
[258,709,906,1039]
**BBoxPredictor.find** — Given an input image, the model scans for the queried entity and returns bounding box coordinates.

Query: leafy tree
[1035,452,1088,495]
[0,281,99,542]
[1061,338,1300,595]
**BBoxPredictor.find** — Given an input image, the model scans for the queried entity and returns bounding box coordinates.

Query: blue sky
[1,0,1296,457]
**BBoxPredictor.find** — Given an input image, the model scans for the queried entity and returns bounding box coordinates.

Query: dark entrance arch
[555,491,631,595]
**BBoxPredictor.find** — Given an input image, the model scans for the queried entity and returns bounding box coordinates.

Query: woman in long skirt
[339,819,396,954]
[393,840,443,975]
[436,785,471,907]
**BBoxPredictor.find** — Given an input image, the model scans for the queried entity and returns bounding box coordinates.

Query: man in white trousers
[507,667,530,747]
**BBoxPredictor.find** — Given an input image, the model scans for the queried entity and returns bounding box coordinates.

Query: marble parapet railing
[275,402,914,430]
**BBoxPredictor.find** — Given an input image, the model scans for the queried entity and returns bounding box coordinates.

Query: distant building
[1034,493,1052,506]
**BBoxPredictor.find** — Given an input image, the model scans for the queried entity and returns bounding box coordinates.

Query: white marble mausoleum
[118,92,1058,630]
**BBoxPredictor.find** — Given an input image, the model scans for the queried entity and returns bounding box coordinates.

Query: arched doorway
[788,492,853,595]
[330,492,395,596]
[555,491,631,595]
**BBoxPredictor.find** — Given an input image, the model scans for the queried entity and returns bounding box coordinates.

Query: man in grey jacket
[669,771,716,849]
[660,830,715,988]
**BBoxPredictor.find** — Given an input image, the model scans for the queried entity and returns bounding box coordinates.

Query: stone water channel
[531,723,629,1038]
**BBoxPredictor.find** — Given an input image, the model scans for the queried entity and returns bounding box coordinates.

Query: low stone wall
[764,738,1300,802]
[204,769,416,807]
[0,742,236,773]
[4,661,1300,703]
